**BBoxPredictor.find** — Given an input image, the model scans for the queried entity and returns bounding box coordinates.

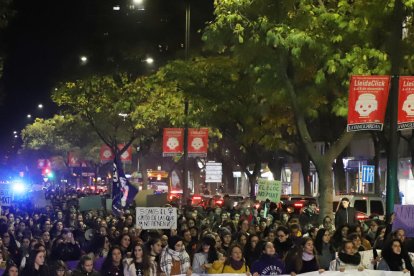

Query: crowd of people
[0,193,411,276]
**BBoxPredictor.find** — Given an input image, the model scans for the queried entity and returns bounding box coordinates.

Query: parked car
[279,194,319,214]
[333,194,385,220]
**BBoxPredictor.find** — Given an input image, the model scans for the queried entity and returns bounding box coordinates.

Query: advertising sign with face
[347,75,391,131]
[188,128,208,157]
[398,76,414,130]
[162,128,184,156]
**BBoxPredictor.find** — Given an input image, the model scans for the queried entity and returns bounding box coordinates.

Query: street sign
[205,162,222,183]
[362,165,375,183]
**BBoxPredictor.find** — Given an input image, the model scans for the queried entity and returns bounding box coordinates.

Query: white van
[333,194,385,220]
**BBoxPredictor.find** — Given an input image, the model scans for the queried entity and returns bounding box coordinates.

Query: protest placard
[393,204,414,237]
[256,179,282,203]
[136,207,177,229]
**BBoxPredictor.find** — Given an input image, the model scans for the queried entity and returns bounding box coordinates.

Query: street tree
[159,56,295,196]
[202,0,397,218]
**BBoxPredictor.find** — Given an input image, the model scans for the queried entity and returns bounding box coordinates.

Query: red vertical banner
[188,128,208,157]
[100,145,114,162]
[398,76,414,130]
[347,75,391,132]
[118,144,133,163]
[68,151,81,167]
[163,128,184,156]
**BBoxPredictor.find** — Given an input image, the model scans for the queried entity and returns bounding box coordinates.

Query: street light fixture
[38,103,43,109]
[144,57,154,64]
[80,56,88,65]
[13,131,17,135]
[27,114,32,119]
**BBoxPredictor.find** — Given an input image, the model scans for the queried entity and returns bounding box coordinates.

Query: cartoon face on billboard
[103,149,112,158]
[191,137,204,150]
[355,93,378,117]
[166,137,179,150]
[402,94,414,116]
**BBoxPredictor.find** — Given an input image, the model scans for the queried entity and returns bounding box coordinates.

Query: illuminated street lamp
[13,131,17,135]
[38,103,43,109]
[144,57,154,64]
[80,56,88,65]
[27,114,32,119]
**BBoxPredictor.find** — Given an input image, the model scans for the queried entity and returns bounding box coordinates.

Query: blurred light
[80,56,88,65]
[13,131,17,134]
[145,57,154,64]
[27,114,32,118]
[113,5,120,10]
[133,0,143,4]
[14,135,18,138]
[38,103,43,109]
[12,182,26,193]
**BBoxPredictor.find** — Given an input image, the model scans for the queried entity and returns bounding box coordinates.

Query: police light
[12,182,26,193]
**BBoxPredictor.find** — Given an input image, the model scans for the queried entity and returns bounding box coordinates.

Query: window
[370,200,384,215]
[354,200,367,213]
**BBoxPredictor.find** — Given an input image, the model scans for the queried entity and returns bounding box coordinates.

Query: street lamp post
[182,0,191,206]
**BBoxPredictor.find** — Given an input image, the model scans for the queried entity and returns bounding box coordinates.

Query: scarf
[302,252,315,261]
[230,258,245,271]
[384,252,404,271]
[338,251,361,265]
[159,247,191,275]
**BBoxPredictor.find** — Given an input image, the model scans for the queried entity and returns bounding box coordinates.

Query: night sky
[0,0,214,159]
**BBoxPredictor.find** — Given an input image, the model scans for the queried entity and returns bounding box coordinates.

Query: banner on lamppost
[398,76,414,130]
[100,145,114,163]
[68,151,81,167]
[163,128,184,157]
[118,144,132,163]
[347,75,391,132]
[188,128,208,157]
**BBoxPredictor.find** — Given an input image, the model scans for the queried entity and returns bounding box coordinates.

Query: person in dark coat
[251,241,286,275]
[299,202,319,233]
[51,228,81,262]
[335,198,357,229]
[100,246,124,276]
[274,226,295,261]
[378,239,414,274]
[72,255,100,276]
[20,249,50,276]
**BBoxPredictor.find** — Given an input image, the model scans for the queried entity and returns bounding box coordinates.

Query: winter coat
[71,268,101,276]
[335,207,357,229]
[123,257,156,276]
[250,254,286,275]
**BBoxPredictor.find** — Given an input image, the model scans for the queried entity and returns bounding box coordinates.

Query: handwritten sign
[135,207,177,229]
[393,204,414,237]
[0,188,12,206]
[256,179,282,203]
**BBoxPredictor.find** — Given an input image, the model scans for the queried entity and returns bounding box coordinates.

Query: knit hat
[168,235,183,249]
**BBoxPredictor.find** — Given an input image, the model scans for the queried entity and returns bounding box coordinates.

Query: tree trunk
[372,133,382,194]
[317,162,334,221]
[138,154,149,190]
[222,160,235,193]
[333,150,346,194]
[298,148,311,195]
[268,156,285,180]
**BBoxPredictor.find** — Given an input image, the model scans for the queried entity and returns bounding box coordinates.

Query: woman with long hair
[244,234,261,268]
[100,246,124,276]
[378,239,414,273]
[72,255,100,276]
[20,249,50,276]
[373,225,386,250]
[210,244,249,274]
[124,242,154,276]
[117,234,132,258]
[52,260,69,276]
[145,238,163,275]
[274,226,294,260]
[251,241,285,275]
[331,224,350,251]
[2,261,18,276]
[192,236,218,274]
[314,228,335,270]
[159,236,191,275]
[285,238,322,275]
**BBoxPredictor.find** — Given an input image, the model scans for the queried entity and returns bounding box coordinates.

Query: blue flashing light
[12,182,26,193]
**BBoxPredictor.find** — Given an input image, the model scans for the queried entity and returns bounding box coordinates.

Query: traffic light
[42,167,54,179]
